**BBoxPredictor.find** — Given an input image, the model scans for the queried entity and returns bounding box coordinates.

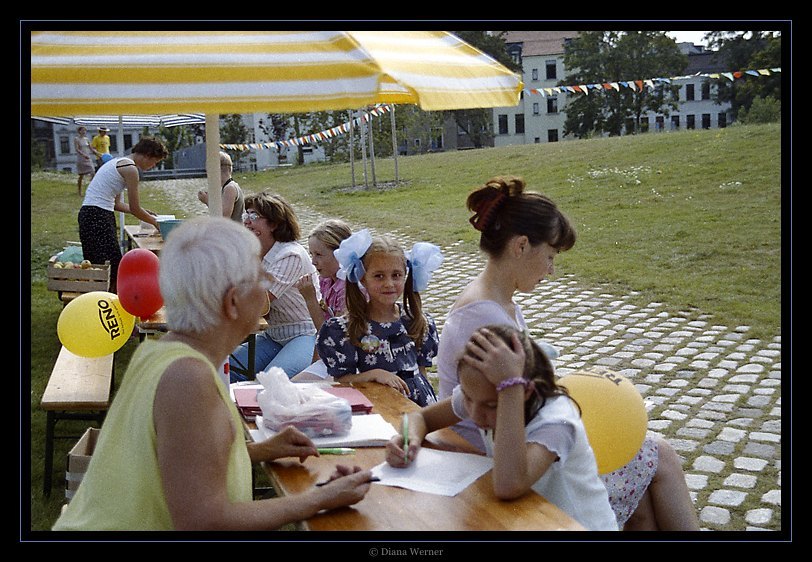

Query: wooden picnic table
[138,307,268,380]
[255,382,586,532]
[124,224,164,255]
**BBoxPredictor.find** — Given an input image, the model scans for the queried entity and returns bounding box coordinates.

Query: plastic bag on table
[256,367,353,438]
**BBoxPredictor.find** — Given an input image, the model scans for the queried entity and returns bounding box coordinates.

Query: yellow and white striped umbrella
[30,29,521,215]
[30,30,522,115]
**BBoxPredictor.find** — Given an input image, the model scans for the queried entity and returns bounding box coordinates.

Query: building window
[545,60,557,80]
[687,114,696,129]
[498,114,508,135]
[59,136,70,154]
[109,136,118,153]
[547,129,559,142]
[701,81,711,100]
[534,137,540,143]
[656,116,665,131]
[547,97,558,114]
[686,84,695,101]
[531,68,538,81]
[718,112,727,128]
[532,102,540,115]
[671,115,680,130]
[507,44,522,67]
[515,114,525,134]
[124,134,133,151]
[702,114,711,129]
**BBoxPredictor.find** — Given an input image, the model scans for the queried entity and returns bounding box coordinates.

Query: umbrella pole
[360,110,369,190]
[349,110,355,188]
[368,108,377,189]
[390,105,399,183]
[117,116,126,254]
[205,114,222,217]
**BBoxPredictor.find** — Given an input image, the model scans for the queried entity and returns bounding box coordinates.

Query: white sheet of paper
[254,413,399,447]
[371,448,493,496]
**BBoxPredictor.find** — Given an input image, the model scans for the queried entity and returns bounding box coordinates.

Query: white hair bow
[407,242,443,293]
[334,228,373,284]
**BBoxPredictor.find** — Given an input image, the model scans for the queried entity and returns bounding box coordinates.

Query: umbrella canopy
[30,30,522,114]
[30,30,522,213]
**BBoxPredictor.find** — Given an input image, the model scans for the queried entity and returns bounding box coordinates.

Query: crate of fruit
[46,256,110,293]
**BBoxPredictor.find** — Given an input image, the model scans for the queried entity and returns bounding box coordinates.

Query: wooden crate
[46,258,110,293]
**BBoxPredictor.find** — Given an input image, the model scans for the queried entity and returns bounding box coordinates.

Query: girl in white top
[77,137,168,292]
[386,324,618,531]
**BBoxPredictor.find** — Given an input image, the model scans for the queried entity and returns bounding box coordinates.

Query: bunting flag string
[524,67,781,98]
[220,104,393,152]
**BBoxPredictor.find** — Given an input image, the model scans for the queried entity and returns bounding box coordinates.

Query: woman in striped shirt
[228,192,319,381]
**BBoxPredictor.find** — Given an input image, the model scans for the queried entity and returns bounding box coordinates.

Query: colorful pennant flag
[220,104,393,152]
[523,68,780,98]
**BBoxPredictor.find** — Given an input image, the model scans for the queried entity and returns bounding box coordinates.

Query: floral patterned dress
[316,308,439,407]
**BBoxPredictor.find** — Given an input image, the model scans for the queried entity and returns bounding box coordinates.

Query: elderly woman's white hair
[160,216,260,333]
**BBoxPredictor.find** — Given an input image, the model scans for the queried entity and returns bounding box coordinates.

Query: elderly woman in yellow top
[54,217,374,531]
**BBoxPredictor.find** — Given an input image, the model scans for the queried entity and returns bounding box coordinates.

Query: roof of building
[502,31,581,56]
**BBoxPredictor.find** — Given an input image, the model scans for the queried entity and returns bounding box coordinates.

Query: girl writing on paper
[434,176,698,531]
[315,230,442,407]
[386,324,618,531]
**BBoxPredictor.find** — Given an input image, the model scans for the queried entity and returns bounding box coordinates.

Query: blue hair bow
[334,228,373,284]
[407,242,443,293]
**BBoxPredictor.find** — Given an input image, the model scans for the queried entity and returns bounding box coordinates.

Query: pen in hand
[402,413,410,463]
[316,476,380,487]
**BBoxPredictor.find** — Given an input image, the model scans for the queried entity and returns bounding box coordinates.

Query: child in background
[316,229,443,406]
[292,219,353,382]
[386,324,618,532]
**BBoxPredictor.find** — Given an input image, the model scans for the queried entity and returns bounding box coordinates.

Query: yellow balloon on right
[558,368,648,475]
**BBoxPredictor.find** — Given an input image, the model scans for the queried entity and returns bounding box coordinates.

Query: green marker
[317,447,355,455]
[402,414,409,463]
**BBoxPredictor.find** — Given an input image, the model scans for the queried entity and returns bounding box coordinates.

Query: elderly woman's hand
[247,426,318,464]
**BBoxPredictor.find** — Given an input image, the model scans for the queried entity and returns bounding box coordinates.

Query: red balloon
[117,249,163,317]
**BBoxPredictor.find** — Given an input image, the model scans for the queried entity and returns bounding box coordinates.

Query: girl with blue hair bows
[316,230,443,407]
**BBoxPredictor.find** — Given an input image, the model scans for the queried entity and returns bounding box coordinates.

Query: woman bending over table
[54,217,373,531]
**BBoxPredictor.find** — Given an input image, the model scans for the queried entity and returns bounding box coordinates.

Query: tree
[152,124,195,169]
[443,31,522,148]
[563,31,687,137]
[706,31,782,121]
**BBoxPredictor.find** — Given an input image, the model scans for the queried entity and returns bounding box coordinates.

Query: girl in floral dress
[316,230,443,407]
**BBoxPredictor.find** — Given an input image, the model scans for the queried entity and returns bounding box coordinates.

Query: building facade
[492,31,733,146]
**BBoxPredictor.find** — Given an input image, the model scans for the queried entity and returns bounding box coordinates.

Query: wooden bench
[41,346,115,497]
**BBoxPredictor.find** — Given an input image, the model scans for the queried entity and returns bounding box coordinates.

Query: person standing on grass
[90,126,111,170]
[74,126,95,196]
[77,137,168,293]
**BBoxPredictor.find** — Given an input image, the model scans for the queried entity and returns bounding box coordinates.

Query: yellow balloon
[57,291,135,357]
[559,368,648,474]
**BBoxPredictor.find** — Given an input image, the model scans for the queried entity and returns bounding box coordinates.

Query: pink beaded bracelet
[495,377,533,392]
